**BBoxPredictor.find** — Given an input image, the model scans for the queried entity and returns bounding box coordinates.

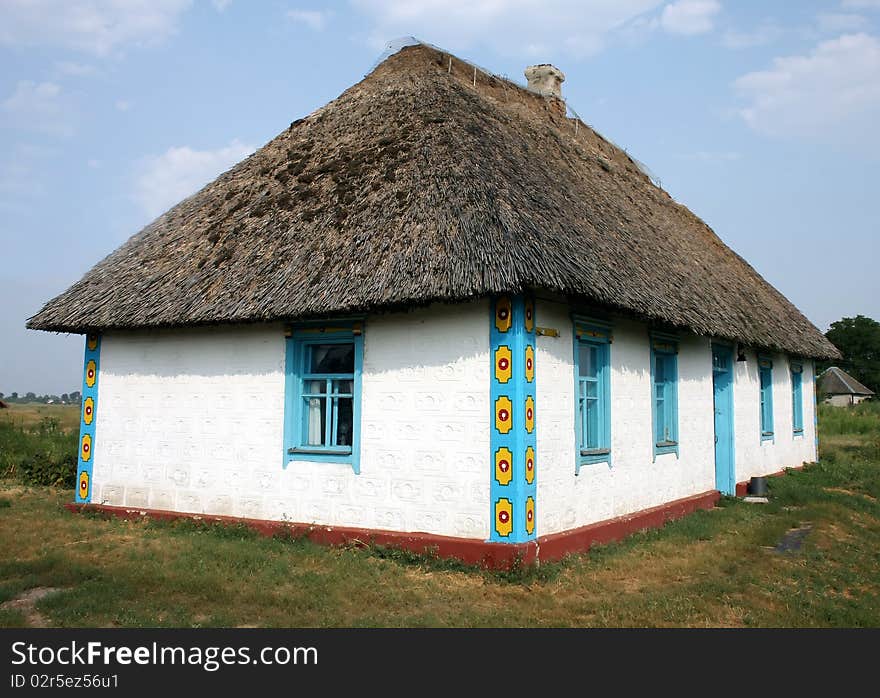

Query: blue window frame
[573,318,611,472]
[759,355,774,441]
[650,335,679,458]
[284,321,363,473]
[791,361,804,435]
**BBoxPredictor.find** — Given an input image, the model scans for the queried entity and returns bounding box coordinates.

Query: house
[27,43,839,567]
[817,367,874,406]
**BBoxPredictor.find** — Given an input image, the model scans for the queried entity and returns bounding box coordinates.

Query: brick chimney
[524,64,566,115]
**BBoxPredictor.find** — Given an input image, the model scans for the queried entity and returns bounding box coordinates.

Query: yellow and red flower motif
[495,396,513,434]
[525,396,535,433]
[495,345,512,384]
[85,360,97,389]
[524,345,534,383]
[525,496,535,535]
[87,334,99,351]
[78,470,90,500]
[495,296,512,333]
[495,447,513,486]
[524,299,534,333]
[525,445,535,485]
[495,498,513,537]
[82,397,95,426]
[80,434,92,462]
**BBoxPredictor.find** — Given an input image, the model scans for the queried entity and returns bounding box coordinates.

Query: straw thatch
[27,44,838,359]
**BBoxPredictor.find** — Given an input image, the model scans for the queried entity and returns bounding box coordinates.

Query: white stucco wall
[92,301,490,539]
[536,300,716,536]
[90,294,819,542]
[732,350,817,483]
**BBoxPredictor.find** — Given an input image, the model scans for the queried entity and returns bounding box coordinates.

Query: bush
[1,417,78,487]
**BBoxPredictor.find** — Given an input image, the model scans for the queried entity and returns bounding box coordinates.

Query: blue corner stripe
[489,295,537,543]
[75,333,101,503]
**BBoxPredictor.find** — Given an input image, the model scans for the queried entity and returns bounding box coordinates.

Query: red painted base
[735,464,804,497]
[66,490,720,570]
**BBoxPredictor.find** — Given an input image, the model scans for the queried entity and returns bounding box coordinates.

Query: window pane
[335,398,353,446]
[585,380,598,399]
[333,379,353,396]
[304,396,326,445]
[578,344,596,378]
[309,343,354,374]
[658,354,668,384]
[655,397,665,441]
[585,398,599,448]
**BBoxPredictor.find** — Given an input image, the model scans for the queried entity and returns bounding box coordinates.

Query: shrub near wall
[0,417,78,487]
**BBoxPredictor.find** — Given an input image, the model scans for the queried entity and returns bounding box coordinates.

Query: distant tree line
[817,315,880,394]
[0,391,81,405]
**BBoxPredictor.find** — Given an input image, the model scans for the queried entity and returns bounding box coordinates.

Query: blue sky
[2,0,878,394]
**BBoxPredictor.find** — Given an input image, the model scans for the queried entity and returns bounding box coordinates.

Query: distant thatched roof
[818,367,874,396]
[27,44,838,359]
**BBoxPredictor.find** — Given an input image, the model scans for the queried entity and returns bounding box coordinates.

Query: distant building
[817,367,875,406]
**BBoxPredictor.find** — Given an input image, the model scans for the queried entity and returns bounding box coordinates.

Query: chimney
[524,64,566,115]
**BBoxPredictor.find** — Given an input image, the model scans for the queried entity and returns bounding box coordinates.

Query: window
[791,361,804,435]
[284,322,363,473]
[573,319,611,471]
[759,355,774,441]
[651,336,679,457]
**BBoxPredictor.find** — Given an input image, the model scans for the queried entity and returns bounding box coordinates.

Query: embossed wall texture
[88,294,815,543]
[91,301,490,539]
[535,299,817,536]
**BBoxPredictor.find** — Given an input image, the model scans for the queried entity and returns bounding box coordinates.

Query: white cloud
[1,81,72,136]
[817,13,868,33]
[351,0,664,58]
[134,140,254,219]
[734,33,880,149]
[115,99,132,112]
[287,9,332,31]
[54,61,97,77]
[722,22,783,49]
[212,0,232,11]
[660,0,721,36]
[0,0,192,56]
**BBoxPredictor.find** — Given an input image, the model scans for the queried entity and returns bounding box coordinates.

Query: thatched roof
[818,367,874,396]
[27,44,838,360]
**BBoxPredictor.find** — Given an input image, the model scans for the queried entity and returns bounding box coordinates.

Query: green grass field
[1,402,879,627]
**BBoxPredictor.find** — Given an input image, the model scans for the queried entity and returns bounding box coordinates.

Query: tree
[821,315,880,393]
[10,392,18,400]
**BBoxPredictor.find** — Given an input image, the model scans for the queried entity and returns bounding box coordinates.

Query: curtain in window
[308,380,323,445]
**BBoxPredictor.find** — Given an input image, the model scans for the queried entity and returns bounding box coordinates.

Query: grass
[0,404,79,486]
[0,402,879,627]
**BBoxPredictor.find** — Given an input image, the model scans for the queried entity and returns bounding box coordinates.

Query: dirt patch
[1,587,63,627]
[824,487,878,502]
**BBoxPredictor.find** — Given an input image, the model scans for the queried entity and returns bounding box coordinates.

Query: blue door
[712,344,735,495]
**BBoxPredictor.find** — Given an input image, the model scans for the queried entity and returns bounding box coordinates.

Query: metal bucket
[748,476,768,496]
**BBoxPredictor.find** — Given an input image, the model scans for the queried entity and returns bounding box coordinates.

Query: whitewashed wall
[732,350,817,483]
[536,300,717,536]
[92,301,490,539]
[90,294,818,543]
